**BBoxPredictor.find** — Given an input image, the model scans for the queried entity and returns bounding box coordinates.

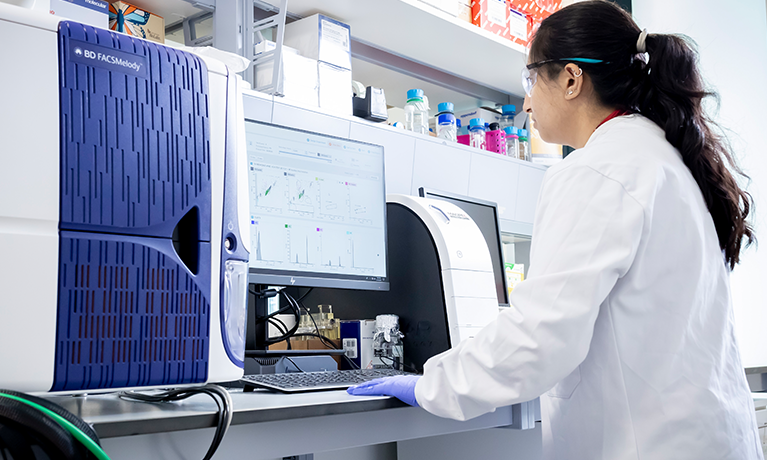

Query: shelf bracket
[246,0,289,95]
[181,0,215,13]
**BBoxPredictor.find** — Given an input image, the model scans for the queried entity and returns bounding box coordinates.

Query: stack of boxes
[282,14,353,116]
[254,40,319,107]
[254,14,353,116]
[412,0,562,46]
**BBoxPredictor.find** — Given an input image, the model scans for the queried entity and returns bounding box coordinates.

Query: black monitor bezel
[244,119,389,291]
[418,187,509,306]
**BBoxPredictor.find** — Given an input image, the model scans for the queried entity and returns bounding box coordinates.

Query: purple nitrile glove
[347,375,421,407]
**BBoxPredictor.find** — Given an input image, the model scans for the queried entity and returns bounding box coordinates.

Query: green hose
[0,392,111,460]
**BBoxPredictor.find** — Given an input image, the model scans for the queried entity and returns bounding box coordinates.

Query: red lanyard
[597,109,630,129]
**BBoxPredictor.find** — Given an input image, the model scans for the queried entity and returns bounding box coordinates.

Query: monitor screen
[245,120,388,291]
[419,188,508,307]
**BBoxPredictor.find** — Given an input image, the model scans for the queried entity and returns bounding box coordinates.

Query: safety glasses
[521,58,606,97]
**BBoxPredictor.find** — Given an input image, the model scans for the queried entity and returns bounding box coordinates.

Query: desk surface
[46,388,405,438]
[45,387,521,459]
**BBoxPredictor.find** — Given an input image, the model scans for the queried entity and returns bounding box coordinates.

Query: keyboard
[241,369,413,393]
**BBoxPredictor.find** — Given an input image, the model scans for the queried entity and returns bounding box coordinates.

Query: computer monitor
[418,188,509,307]
[244,120,389,291]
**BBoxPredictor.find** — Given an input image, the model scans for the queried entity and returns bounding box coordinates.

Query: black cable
[268,318,292,350]
[119,384,232,460]
[342,353,360,370]
[250,287,301,346]
[291,293,330,345]
[283,296,362,370]
[296,287,314,304]
[378,356,419,374]
[268,318,288,335]
[284,357,305,373]
[0,389,104,459]
[250,287,296,323]
[291,333,337,349]
[120,387,229,459]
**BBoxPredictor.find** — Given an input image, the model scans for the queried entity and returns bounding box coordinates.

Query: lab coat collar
[584,113,636,148]
[583,113,665,149]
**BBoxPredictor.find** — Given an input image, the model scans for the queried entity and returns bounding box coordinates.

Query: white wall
[632,0,767,368]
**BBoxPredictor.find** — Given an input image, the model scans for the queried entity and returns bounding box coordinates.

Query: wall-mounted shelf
[127,0,209,26]
[261,0,529,98]
[133,0,529,111]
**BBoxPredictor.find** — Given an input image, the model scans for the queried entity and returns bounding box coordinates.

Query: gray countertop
[46,387,406,438]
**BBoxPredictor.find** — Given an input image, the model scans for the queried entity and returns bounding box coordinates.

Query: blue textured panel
[52,232,211,391]
[57,21,211,241]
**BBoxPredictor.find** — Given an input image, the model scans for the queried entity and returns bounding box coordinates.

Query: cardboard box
[284,14,351,71]
[50,0,109,28]
[457,0,472,22]
[254,39,299,57]
[255,44,319,107]
[318,61,352,116]
[340,320,376,370]
[420,0,457,16]
[269,337,340,351]
[471,0,509,40]
[508,0,562,43]
[109,2,164,43]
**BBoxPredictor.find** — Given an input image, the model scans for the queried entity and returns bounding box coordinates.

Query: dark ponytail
[531,0,754,269]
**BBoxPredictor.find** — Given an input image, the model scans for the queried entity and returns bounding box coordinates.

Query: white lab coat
[414,115,762,460]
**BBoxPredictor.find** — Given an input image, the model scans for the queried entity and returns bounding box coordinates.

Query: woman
[349,1,761,458]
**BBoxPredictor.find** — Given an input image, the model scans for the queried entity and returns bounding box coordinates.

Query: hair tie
[636,29,648,53]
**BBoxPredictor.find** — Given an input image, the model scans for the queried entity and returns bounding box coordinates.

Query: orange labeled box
[508,0,562,43]
[471,0,510,40]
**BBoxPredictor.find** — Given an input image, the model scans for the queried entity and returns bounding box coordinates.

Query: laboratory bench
[45,387,532,460]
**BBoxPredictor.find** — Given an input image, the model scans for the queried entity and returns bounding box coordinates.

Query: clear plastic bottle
[372,314,404,370]
[505,126,520,159]
[436,102,457,142]
[455,118,463,136]
[404,89,429,135]
[518,129,531,161]
[469,118,487,150]
[499,104,516,131]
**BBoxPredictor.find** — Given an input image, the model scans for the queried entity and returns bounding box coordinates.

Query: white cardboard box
[254,39,299,57]
[255,45,318,107]
[50,0,108,28]
[284,13,351,71]
[318,61,352,116]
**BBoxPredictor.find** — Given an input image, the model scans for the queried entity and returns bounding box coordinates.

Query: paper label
[320,19,350,50]
[64,0,108,13]
[343,338,358,359]
[319,18,351,69]
[508,8,528,40]
[487,0,507,26]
